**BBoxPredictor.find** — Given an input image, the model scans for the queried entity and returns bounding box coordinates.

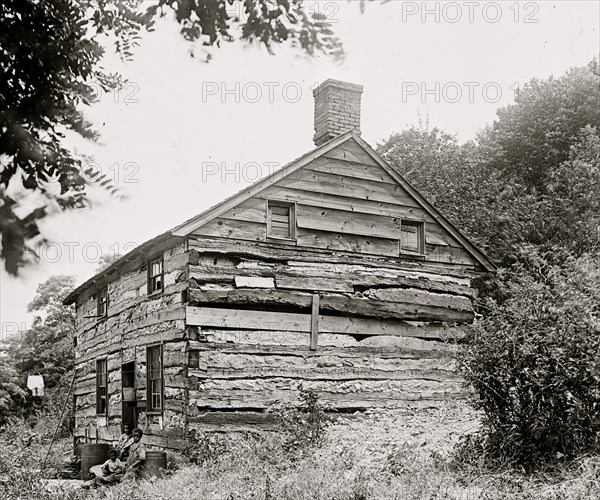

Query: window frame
[267,200,296,241]
[96,357,108,416]
[97,285,109,317]
[399,220,425,257]
[147,256,164,296]
[146,344,163,414]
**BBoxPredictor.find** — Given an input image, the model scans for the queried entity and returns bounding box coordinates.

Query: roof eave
[351,132,497,273]
[171,131,355,237]
[63,231,177,305]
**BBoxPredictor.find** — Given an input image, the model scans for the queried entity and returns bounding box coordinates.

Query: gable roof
[64,131,495,304]
[172,130,495,271]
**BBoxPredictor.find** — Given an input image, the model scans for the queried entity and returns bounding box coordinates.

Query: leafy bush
[183,429,230,466]
[459,247,600,469]
[272,386,333,456]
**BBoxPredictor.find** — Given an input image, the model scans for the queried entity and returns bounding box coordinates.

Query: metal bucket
[143,451,167,478]
[80,443,109,480]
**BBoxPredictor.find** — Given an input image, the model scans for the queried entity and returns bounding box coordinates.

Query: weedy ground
[2,401,599,499]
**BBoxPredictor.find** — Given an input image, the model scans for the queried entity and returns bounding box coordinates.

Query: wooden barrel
[143,451,167,478]
[80,443,109,480]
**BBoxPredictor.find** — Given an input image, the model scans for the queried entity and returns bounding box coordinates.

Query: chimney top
[313,79,363,147]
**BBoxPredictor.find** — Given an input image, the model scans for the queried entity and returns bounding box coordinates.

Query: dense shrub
[459,247,600,468]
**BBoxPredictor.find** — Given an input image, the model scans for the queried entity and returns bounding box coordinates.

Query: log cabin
[64,79,495,452]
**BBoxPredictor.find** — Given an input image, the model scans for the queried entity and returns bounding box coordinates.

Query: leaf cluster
[271,385,333,457]
[458,248,600,468]
[0,0,350,274]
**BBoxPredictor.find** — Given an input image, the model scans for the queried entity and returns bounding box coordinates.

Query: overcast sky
[1,0,599,335]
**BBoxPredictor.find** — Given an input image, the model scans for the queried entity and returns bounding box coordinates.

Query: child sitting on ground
[95,448,125,485]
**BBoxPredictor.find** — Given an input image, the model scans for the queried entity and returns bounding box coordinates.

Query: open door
[121,361,137,430]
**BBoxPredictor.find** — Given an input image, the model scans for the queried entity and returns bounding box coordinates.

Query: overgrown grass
[2,400,599,499]
[0,413,78,499]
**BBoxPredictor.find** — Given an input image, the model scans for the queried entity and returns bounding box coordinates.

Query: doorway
[121,361,137,430]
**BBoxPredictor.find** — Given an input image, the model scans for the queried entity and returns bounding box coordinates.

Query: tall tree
[377,126,540,263]
[484,60,600,192]
[378,60,600,265]
[543,125,600,254]
[0,0,153,274]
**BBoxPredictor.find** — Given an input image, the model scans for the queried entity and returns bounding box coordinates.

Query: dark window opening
[148,256,164,295]
[96,358,108,415]
[147,345,163,413]
[97,285,108,317]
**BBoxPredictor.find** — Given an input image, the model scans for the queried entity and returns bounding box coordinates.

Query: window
[267,201,295,239]
[146,344,163,413]
[148,256,163,295]
[97,285,108,317]
[400,221,424,255]
[96,358,108,415]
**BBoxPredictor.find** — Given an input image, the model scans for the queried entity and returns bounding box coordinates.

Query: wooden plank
[257,187,437,222]
[188,378,468,410]
[297,228,399,257]
[274,170,420,207]
[187,235,478,278]
[185,305,471,334]
[186,306,310,332]
[234,276,275,288]
[426,224,461,248]
[188,411,274,431]
[424,245,476,266]
[275,275,354,293]
[326,139,381,166]
[319,314,471,335]
[281,261,471,286]
[365,288,472,312]
[189,333,461,352]
[218,198,267,224]
[296,204,401,240]
[319,294,474,323]
[189,287,313,308]
[277,263,473,296]
[188,351,460,381]
[310,294,319,350]
[192,218,266,241]
[305,156,397,184]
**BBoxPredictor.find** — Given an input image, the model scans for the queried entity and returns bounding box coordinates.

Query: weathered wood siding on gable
[192,138,477,267]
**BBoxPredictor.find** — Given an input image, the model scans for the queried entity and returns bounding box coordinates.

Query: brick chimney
[313,79,363,147]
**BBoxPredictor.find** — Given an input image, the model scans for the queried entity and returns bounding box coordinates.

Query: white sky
[1,0,599,335]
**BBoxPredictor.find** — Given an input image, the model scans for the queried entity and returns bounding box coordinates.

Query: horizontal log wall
[187,236,475,325]
[73,241,189,450]
[185,330,467,432]
[185,229,475,431]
